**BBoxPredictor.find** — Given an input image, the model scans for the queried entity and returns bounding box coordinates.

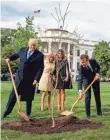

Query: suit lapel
[25,49,39,63]
[89,60,94,72]
[23,47,29,62]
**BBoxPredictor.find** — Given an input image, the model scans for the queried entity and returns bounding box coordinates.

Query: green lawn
[1,82,110,140]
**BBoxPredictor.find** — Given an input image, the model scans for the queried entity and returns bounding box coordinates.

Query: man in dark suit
[2,39,44,118]
[77,54,102,119]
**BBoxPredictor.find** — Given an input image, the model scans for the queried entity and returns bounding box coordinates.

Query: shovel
[51,89,56,127]
[61,78,96,116]
[7,62,29,121]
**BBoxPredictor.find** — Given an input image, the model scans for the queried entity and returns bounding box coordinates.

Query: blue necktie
[27,51,32,59]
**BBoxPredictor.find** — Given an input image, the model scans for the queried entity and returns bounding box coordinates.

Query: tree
[51,2,84,44]
[51,3,70,30]
[1,45,19,73]
[93,41,110,77]
[37,2,84,56]
[1,16,42,72]
[1,28,16,47]
[10,16,38,51]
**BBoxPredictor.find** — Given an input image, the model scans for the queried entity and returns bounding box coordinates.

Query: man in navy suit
[2,39,44,118]
[78,54,102,119]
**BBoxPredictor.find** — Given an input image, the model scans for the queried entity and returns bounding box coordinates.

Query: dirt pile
[2,116,103,134]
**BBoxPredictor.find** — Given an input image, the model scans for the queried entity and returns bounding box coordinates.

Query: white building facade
[38,28,97,81]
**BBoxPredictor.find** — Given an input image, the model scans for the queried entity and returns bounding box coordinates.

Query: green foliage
[106,67,110,77]
[1,28,16,47]
[10,16,38,50]
[1,16,42,72]
[93,41,110,77]
[1,45,19,72]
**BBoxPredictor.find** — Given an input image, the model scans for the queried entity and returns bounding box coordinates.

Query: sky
[1,0,110,41]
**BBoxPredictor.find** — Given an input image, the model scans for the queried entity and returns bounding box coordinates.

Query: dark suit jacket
[77,59,100,91]
[8,47,44,101]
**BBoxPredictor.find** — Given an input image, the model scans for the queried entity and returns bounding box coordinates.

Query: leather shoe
[1,112,7,119]
[97,112,103,116]
[86,116,90,119]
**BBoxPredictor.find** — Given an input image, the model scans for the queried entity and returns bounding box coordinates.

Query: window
[42,42,48,53]
[70,45,73,55]
[62,43,68,54]
[77,62,80,70]
[85,50,88,55]
[51,42,59,53]
[70,59,73,69]
[77,50,80,56]
[44,46,48,53]
[70,62,72,69]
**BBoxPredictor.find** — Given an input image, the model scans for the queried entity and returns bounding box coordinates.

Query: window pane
[85,50,88,55]
[77,50,80,56]
[77,62,80,70]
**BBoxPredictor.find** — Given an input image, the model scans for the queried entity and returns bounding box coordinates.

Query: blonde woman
[55,49,73,111]
[38,53,55,111]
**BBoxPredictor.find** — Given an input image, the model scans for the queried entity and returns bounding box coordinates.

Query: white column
[73,46,77,81]
[59,42,62,49]
[48,41,51,53]
[68,43,70,69]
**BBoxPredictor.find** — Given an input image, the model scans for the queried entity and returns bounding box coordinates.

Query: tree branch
[51,13,58,22]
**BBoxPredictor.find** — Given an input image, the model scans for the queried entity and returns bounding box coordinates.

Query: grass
[1,82,110,140]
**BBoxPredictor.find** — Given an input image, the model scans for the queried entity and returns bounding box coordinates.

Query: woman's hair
[57,49,65,59]
[46,53,55,62]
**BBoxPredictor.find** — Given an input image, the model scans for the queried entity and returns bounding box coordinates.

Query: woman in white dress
[38,53,55,111]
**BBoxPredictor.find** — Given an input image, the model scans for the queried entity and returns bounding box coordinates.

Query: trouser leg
[83,80,91,117]
[4,88,17,116]
[26,100,32,116]
[92,80,102,114]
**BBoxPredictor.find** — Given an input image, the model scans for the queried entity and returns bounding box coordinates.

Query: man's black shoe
[86,116,90,119]
[26,114,30,117]
[97,112,103,116]
[1,112,7,119]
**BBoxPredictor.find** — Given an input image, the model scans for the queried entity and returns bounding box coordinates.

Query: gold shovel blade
[17,111,30,121]
[61,110,73,116]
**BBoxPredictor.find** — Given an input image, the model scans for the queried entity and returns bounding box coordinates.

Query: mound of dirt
[1,116,103,134]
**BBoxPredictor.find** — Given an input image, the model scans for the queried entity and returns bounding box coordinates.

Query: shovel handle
[70,78,96,111]
[70,98,79,112]
[51,69,60,127]
[82,78,96,95]
[7,62,21,111]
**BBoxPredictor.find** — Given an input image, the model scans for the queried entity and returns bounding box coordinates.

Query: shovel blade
[18,111,30,121]
[61,110,73,116]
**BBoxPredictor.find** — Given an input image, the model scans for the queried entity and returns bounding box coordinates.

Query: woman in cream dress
[38,53,55,111]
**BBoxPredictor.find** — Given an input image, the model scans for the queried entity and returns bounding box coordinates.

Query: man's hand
[5,58,10,64]
[78,92,83,100]
[33,80,38,85]
[94,73,100,81]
